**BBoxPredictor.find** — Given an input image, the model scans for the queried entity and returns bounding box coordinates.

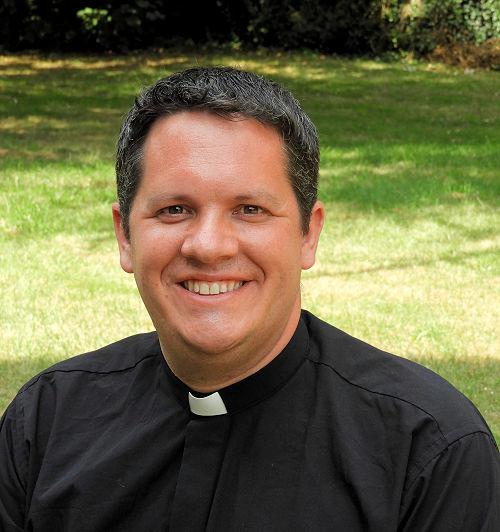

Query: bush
[385,0,500,55]
[0,0,80,51]
[429,38,500,70]
[226,0,388,55]
[75,2,166,51]
[1,0,499,60]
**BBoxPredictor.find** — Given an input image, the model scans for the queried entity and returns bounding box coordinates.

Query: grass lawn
[0,51,498,440]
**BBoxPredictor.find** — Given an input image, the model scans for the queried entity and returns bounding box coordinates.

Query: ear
[112,202,134,273]
[301,201,325,270]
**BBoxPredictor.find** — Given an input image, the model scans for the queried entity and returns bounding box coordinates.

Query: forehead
[144,110,284,158]
[140,111,290,192]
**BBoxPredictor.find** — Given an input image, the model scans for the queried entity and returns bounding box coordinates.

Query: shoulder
[0,332,163,513]
[302,310,494,444]
[18,331,161,397]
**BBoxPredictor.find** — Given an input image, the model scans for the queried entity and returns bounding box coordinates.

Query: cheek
[133,226,182,265]
[244,221,302,250]
[264,227,303,261]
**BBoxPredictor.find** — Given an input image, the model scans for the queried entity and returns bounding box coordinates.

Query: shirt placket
[169,414,230,531]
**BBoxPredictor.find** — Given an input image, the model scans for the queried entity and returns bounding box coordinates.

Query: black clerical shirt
[1,311,499,531]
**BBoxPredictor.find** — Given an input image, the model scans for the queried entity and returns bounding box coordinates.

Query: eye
[234,205,264,216]
[164,205,185,215]
[243,205,263,215]
[159,205,187,216]
[157,205,191,220]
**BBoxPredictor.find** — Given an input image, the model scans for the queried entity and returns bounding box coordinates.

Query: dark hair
[116,66,319,238]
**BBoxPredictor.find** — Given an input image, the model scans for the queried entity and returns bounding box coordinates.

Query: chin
[182,326,247,356]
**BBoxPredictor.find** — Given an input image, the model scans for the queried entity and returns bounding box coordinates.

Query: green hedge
[1,1,499,55]
[384,0,500,54]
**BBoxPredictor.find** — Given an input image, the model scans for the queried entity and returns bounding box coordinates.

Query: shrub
[1,0,498,60]
[429,38,500,70]
[384,0,500,55]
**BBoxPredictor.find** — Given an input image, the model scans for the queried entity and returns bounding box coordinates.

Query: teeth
[183,280,244,295]
[209,283,220,295]
[199,283,210,295]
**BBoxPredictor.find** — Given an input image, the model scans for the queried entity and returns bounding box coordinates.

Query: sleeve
[0,398,27,531]
[399,431,500,532]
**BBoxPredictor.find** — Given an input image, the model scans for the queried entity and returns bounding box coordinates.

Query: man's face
[114,111,323,371]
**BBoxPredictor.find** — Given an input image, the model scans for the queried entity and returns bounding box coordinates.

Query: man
[1,67,498,531]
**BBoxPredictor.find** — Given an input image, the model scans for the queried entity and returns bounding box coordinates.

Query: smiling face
[113,111,324,390]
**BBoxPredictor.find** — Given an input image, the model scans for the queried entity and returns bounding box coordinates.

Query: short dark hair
[116,66,319,238]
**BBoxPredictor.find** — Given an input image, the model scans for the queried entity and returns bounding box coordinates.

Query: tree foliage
[1,0,499,55]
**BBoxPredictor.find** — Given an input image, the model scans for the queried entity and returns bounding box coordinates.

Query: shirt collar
[188,391,228,416]
[159,313,309,416]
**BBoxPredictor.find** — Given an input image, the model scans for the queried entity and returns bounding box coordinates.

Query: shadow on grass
[318,161,498,213]
[312,246,497,277]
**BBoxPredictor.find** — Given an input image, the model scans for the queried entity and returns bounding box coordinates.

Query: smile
[181,280,246,295]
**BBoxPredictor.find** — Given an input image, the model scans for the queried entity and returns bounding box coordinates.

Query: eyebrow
[146,193,191,210]
[146,190,283,209]
[233,190,282,207]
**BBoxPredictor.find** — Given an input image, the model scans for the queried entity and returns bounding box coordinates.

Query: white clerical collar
[188,391,228,416]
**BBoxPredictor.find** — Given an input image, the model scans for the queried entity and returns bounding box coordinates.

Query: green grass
[0,51,498,440]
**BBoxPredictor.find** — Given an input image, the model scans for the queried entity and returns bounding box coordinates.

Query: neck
[159,306,301,393]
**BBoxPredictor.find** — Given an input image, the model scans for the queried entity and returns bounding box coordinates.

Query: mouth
[180,280,247,296]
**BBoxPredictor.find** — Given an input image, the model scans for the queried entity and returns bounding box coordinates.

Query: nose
[180,211,238,264]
